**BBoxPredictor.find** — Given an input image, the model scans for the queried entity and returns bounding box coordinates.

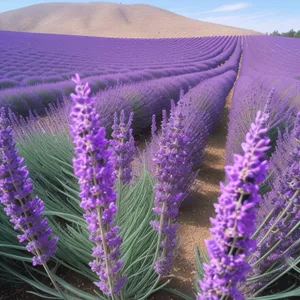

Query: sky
[0,0,300,33]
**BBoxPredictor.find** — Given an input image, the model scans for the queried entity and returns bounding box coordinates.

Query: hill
[0,2,261,38]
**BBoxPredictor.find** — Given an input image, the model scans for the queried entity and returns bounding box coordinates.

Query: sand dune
[0,2,261,38]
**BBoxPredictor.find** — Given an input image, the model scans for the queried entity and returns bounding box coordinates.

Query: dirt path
[151,89,233,300]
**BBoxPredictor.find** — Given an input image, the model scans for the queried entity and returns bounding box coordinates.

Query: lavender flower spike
[69,74,125,296]
[198,110,270,300]
[151,114,157,138]
[0,108,58,266]
[246,112,300,295]
[150,103,189,276]
[111,110,135,184]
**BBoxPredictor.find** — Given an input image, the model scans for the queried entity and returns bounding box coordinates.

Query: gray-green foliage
[193,223,300,299]
[194,248,300,299]
[0,130,166,299]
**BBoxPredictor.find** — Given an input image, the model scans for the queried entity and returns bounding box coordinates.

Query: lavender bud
[110,110,135,184]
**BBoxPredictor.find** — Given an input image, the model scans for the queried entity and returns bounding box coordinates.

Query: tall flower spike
[198,110,270,300]
[246,112,300,295]
[0,108,58,266]
[151,114,157,138]
[111,110,135,184]
[69,74,125,296]
[150,102,190,276]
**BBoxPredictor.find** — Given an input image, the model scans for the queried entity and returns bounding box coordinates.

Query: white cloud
[198,2,252,14]
[213,2,252,12]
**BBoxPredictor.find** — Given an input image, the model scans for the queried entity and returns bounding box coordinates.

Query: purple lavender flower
[150,102,190,276]
[69,74,125,296]
[246,112,300,295]
[151,114,157,138]
[198,110,270,300]
[111,110,135,184]
[0,108,58,266]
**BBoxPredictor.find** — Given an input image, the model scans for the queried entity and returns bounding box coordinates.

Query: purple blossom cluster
[198,110,270,300]
[69,74,125,296]
[150,101,190,276]
[111,110,135,184]
[145,70,238,203]
[96,39,241,134]
[246,112,300,294]
[0,108,58,266]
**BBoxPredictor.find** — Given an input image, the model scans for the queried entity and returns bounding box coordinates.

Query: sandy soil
[0,2,261,38]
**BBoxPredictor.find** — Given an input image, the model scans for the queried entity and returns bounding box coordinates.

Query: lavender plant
[244,112,300,297]
[111,110,135,184]
[69,74,125,296]
[1,75,168,300]
[150,101,190,276]
[0,107,62,294]
[197,110,270,299]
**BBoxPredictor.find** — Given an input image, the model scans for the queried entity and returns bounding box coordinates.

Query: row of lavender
[0,30,237,90]
[2,70,299,300]
[0,43,240,299]
[226,36,300,162]
[0,36,241,118]
[1,33,298,300]
[198,108,300,299]
[0,33,240,115]
[220,35,300,298]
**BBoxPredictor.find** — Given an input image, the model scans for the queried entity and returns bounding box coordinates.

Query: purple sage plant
[0,107,58,266]
[198,110,270,300]
[111,110,135,184]
[150,101,190,276]
[69,74,125,296]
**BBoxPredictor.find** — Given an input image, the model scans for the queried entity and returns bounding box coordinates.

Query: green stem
[220,193,244,300]
[257,190,299,247]
[251,240,281,268]
[154,202,166,264]
[6,168,66,299]
[251,256,300,297]
[251,208,274,239]
[139,202,166,300]
[42,262,68,300]
[97,207,116,300]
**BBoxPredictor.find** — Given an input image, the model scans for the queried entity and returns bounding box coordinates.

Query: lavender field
[0,27,299,300]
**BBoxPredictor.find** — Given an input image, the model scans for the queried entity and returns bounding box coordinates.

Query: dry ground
[0,2,261,38]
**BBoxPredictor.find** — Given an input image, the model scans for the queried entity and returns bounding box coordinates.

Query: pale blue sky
[0,1,299,33]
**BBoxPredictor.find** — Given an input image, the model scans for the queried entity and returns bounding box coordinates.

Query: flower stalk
[69,74,125,297]
[111,110,135,184]
[245,112,300,296]
[150,101,189,276]
[0,108,63,296]
[198,110,270,300]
